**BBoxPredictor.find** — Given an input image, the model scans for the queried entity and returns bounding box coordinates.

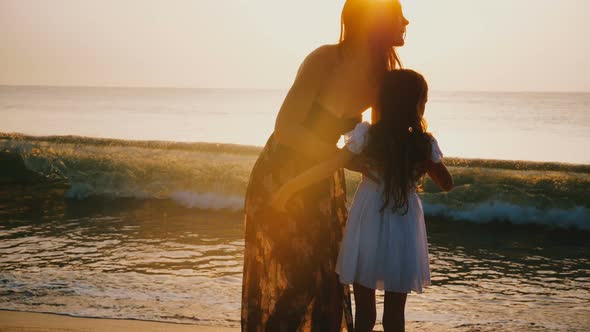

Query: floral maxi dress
[241,103,358,331]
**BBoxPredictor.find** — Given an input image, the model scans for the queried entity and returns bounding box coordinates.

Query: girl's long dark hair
[364,69,431,214]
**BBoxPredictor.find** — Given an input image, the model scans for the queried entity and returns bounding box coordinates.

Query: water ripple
[0,198,588,330]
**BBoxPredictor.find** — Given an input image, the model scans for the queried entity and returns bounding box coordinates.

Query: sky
[0,0,588,92]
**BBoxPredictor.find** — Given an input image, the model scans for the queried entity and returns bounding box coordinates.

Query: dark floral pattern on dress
[242,133,353,331]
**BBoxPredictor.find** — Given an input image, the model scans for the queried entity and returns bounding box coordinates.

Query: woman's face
[375,1,410,47]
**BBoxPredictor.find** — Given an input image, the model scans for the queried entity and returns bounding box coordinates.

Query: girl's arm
[273,46,341,161]
[426,160,453,192]
[270,149,355,211]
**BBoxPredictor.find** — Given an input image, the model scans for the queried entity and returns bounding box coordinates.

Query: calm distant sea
[1,86,589,164]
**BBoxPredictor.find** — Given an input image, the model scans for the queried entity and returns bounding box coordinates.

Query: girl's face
[418,96,427,117]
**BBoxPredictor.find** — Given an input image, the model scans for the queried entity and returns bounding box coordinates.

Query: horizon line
[1,84,589,95]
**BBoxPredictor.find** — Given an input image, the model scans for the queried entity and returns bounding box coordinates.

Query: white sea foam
[169,191,244,211]
[424,201,590,230]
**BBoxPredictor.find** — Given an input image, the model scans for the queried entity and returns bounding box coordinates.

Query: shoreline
[0,310,456,332]
[0,310,238,332]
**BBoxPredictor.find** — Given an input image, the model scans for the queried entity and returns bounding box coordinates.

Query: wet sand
[0,310,459,332]
[0,310,237,332]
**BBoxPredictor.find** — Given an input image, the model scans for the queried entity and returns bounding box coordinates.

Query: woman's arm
[270,149,355,211]
[274,45,341,160]
[426,160,453,192]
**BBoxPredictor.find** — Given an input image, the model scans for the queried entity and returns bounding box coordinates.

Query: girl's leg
[353,283,376,332]
[383,292,407,332]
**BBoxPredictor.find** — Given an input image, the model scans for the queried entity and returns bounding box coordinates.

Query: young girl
[270,69,453,332]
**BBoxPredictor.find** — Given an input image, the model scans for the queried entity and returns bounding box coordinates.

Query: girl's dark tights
[353,283,376,332]
[383,291,407,332]
[353,283,408,332]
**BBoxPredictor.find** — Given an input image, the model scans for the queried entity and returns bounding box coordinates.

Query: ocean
[0,86,589,331]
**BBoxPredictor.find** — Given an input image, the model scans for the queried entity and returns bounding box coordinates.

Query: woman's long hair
[339,0,402,70]
[364,69,431,214]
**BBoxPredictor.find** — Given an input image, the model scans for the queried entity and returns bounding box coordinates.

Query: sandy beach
[0,310,237,332]
[0,310,461,332]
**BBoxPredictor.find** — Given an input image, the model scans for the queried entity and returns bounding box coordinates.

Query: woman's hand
[270,183,297,212]
[270,150,354,212]
[345,155,380,183]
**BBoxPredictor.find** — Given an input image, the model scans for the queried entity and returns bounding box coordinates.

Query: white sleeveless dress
[335,122,443,294]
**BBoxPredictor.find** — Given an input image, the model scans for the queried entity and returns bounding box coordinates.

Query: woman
[242,1,409,330]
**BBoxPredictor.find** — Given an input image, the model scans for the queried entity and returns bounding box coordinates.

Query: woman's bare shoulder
[300,44,341,71]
